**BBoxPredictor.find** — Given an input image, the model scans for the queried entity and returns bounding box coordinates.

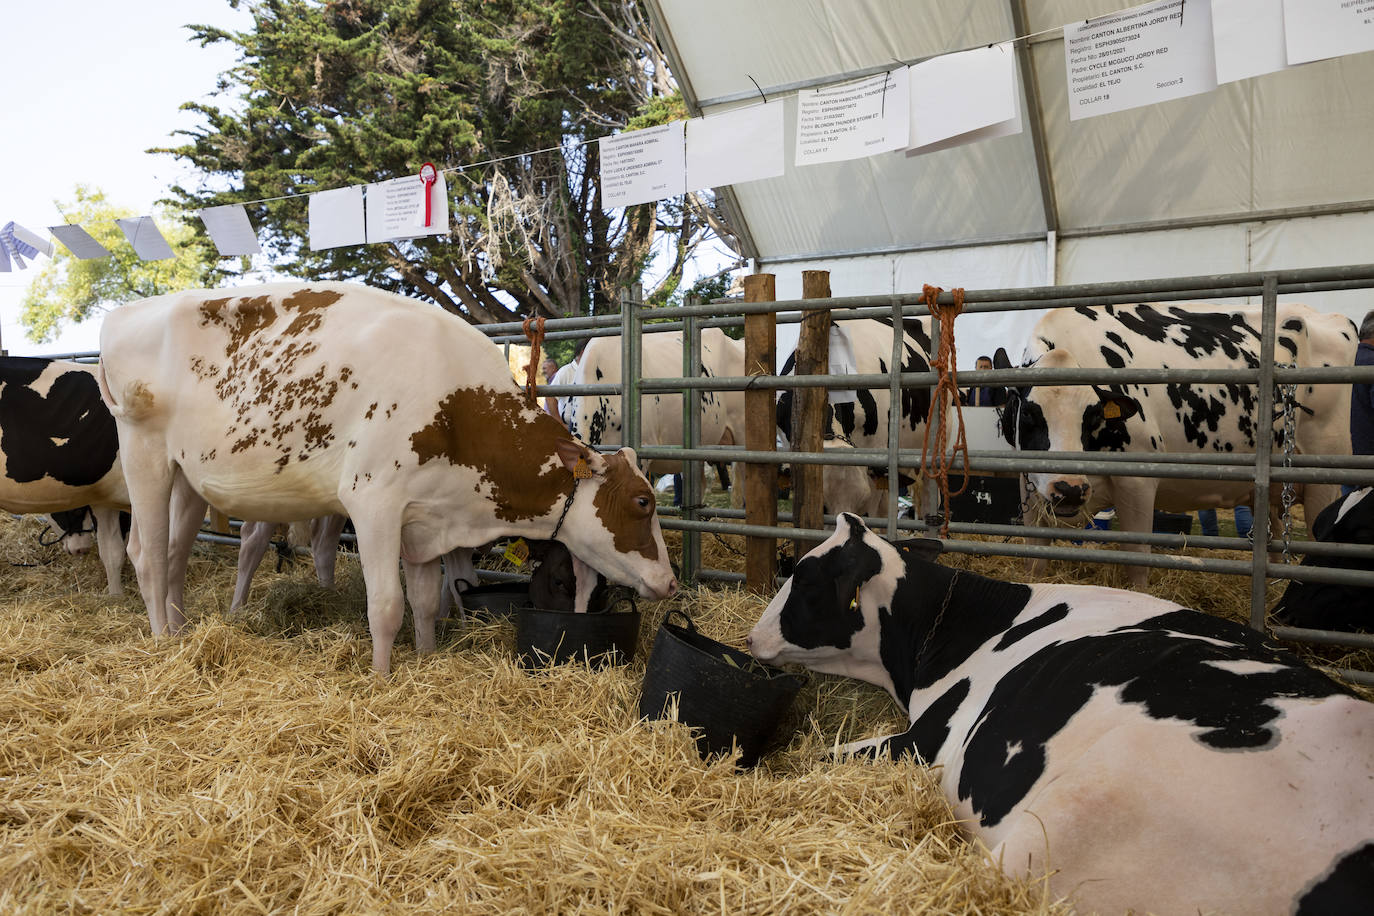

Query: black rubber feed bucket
[459,582,530,619]
[515,597,640,669]
[639,610,805,768]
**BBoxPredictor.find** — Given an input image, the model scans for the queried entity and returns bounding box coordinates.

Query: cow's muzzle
[1050,480,1091,515]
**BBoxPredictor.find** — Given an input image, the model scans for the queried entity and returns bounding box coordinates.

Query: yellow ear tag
[850,587,860,610]
[573,457,594,480]
[1102,401,1122,420]
[503,538,530,566]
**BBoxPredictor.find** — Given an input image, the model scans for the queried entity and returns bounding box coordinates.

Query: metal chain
[1279,364,1298,564]
[917,571,961,671]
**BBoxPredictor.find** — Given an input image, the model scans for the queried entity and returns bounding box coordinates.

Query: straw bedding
[0,511,1365,914]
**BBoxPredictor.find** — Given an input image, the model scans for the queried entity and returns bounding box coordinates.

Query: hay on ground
[0,514,1066,914]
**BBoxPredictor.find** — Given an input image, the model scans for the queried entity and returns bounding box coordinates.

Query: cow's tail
[97,363,156,421]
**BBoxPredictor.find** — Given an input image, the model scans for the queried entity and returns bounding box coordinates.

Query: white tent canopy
[647,0,1374,360]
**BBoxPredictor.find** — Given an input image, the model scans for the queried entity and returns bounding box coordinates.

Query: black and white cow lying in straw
[749,513,1374,914]
[1,356,129,594]
[1271,486,1374,633]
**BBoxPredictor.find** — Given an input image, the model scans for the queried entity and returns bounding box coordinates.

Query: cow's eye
[636,496,651,511]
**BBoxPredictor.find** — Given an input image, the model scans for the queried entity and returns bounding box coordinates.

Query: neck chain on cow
[548,477,579,542]
[917,570,961,673]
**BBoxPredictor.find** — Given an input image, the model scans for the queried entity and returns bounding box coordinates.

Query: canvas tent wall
[646,0,1374,360]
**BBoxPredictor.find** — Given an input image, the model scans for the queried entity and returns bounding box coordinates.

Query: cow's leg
[403,557,442,656]
[310,514,347,588]
[92,505,127,597]
[350,512,405,676]
[164,473,208,632]
[831,723,931,764]
[120,440,174,635]
[1021,482,1051,579]
[1112,477,1156,590]
[230,521,275,613]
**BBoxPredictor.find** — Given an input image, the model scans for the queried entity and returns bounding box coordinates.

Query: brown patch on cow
[194,289,348,470]
[592,452,660,560]
[280,288,342,339]
[366,403,378,419]
[410,386,571,523]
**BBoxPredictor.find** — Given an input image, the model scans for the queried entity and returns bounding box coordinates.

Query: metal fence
[46,264,1374,683]
[513,264,1374,684]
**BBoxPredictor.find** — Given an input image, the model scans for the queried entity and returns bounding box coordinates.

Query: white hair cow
[1000,303,1356,588]
[1,356,129,594]
[750,513,1374,914]
[98,282,677,674]
[568,328,744,502]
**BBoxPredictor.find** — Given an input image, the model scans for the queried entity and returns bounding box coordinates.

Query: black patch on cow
[50,507,94,536]
[856,388,879,438]
[873,315,933,357]
[1113,304,1259,362]
[1296,843,1374,914]
[1080,400,1134,451]
[0,357,118,488]
[882,678,971,763]
[1104,331,1133,359]
[594,368,604,380]
[1073,306,1098,321]
[879,557,1032,701]
[1099,345,1125,369]
[993,603,1070,651]
[1165,381,1243,450]
[778,523,880,650]
[954,608,1351,828]
[1001,392,1050,450]
[775,352,799,442]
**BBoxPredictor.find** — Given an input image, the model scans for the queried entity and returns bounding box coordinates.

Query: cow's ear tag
[1102,401,1122,420]
[849,587,860,610]
[503,538,530,566]
[573,457,594,479]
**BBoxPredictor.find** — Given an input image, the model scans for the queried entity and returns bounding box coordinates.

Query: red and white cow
[568,328,744,500]
[1,356,129,594]
[750,514,1374,914]
[98,282,677,674]
[1001,302,1356,587]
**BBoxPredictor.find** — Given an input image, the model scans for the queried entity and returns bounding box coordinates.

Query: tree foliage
[164,0,724,324]
[20,185,216,344]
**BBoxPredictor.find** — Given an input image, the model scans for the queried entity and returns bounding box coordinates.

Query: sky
[0,0,253,356]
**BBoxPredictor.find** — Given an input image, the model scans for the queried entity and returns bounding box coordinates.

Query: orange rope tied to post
[920,284,970,538]
[521,315,547,406]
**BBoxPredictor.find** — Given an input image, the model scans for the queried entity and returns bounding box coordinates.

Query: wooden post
[792,270,830,559]
[208,509,232,535]
[743,273,777,594]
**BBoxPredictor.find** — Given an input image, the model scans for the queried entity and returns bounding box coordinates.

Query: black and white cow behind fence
[1,356,129,594]
[749,513,1374,915]
[998,302,1356,589]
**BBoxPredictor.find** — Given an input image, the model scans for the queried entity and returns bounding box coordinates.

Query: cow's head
[999,349,1141,518]
[550,439,677,601]
[46,507,96,555]
[749,513,941,695]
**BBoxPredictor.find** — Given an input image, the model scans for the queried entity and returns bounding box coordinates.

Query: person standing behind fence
[962,354,1007,407]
